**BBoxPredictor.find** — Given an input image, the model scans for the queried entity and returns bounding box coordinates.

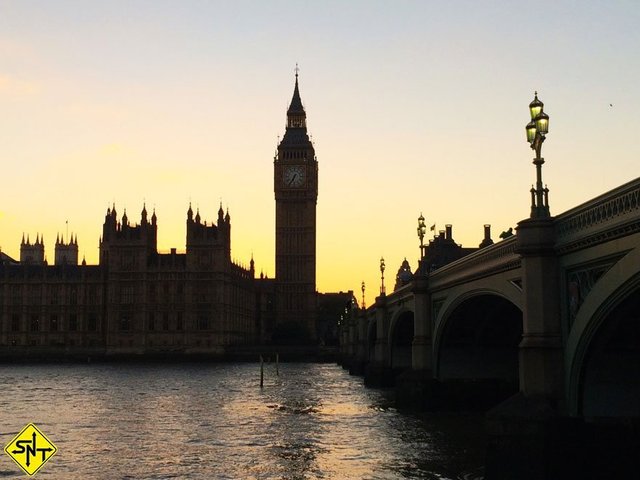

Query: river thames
[0,363,485,479]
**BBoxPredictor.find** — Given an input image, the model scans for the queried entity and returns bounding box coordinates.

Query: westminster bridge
[339,177,640,478]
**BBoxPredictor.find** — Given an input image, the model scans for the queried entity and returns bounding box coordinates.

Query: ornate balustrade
[555,177,640,254]
[428,236,520,291]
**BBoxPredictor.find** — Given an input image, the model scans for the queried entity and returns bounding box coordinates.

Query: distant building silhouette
[394,258,413,291]
[55,234,78,266]
[479,224,494,248]
[20,234,45,265]
[418,225,478,273]
[0,204,271,354]
[0,250,18,266]
[0,74,329,357]
[274,71,318,343]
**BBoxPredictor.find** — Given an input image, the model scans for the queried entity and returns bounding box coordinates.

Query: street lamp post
[417,213,427,260]
[526,92,551,218]
[361,281,366,310]
[379,257,386,295]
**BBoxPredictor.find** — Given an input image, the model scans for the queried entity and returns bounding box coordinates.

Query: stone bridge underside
[342,177,640,420]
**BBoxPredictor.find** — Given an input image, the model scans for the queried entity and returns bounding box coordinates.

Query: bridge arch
[434,289,523,384]
[566,246,640,417]
[388,308,414,370]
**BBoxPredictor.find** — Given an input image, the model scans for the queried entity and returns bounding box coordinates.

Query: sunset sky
[1,1,639,298]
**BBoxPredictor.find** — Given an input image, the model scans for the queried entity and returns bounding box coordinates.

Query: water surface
[0,363,485,479]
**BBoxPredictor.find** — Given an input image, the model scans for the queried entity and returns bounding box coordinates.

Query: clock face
[283,165,306,188]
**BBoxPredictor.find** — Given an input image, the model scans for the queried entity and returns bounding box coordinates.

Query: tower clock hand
[288,174,298,186]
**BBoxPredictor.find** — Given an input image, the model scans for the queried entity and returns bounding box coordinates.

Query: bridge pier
[396,275,437,407]
[513,218,563,408]
[485,217,565,479]
[348,311,368,375]
[338,317,353,370]
[342,178,640,477]
[485,393,573,480]
[516,217,563,399]
[411,275,432,371]
[364,294,394,387]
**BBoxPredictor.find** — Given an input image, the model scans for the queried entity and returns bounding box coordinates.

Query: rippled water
[0,363,485,479]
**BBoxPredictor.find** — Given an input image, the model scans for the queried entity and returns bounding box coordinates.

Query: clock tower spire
[274,69,318,343]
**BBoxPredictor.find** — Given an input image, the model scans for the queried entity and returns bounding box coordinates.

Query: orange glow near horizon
[1,2,639,297]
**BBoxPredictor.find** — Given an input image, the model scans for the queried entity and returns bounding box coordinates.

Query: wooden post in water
[276,353,279,376]
[260,355,264,388]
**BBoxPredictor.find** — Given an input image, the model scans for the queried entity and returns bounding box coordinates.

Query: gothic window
[148,313,155,331]
[163,313,169,331]
[197,285,207,303]
[30,315,39,332]
[176,313,183,331]
[11,314,20,332]
[69,287,77,305]
[87,285,98,304]
[50,285,58,305]
[198,316,208,330]
[29,286,41,303]
[69,314,77,331]
[121,253,135,270]
[11,285,21,303]
[120,285,134,304]
[87,314,97,332]
[120,316,130,331]
[50,315,58,332]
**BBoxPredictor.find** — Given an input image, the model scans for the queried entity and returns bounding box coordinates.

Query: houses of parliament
[0,74,349,358]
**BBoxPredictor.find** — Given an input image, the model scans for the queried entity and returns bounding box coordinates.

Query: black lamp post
[417,213,427,260]
[526,92,551,218]
[380,257,386,295]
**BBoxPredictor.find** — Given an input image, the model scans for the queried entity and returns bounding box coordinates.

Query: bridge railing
[554,176,640,253]
[428,236,520,290]
[385,282,413,302]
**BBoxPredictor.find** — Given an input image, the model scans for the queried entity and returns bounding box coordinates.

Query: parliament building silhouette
[0,74,352,358]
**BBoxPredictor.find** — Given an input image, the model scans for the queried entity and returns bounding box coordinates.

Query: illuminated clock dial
[283,165,306,188]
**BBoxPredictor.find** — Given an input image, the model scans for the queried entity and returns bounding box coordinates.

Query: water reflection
[0,363,484,479]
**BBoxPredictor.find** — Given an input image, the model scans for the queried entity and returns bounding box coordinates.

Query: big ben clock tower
[274,71,318,342]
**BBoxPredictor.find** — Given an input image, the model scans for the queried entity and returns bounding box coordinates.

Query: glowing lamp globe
[535,111,549,135]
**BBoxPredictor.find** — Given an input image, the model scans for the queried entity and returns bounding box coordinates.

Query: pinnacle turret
[287,69,305,116]
[280,68,313,148]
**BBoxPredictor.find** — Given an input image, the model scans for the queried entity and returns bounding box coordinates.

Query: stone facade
[0,205,272,356]
[274,73,318,341]
[0,74,327,357]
